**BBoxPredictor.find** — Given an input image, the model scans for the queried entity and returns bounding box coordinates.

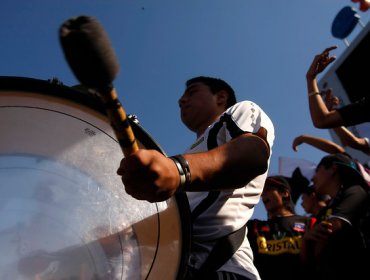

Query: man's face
[178,82,222,135]
[261,185,285,212]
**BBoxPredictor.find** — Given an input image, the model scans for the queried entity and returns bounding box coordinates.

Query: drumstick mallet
[59,15,139,156]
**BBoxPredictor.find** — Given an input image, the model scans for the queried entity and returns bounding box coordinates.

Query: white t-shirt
[185,101,275,280]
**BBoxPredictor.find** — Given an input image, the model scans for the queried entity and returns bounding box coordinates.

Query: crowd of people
[116,45,370,279]
[248,46,370,280]
[247,175,316,280]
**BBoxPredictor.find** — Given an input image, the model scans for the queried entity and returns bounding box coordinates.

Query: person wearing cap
[247,176,316,280]
[300,153,370,280]
[292,131,370,190]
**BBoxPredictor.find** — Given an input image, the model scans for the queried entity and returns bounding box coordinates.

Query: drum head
[0,76,191,280]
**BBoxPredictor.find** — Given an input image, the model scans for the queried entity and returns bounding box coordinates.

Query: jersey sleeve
[225,101,275,151]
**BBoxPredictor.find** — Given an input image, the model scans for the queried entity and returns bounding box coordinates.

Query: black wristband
[170,156,186,191]
[171,154,191,190]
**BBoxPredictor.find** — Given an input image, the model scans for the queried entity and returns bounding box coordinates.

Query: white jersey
[185,101,275,280]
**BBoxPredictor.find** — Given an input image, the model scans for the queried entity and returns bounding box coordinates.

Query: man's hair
[186,76,237,108]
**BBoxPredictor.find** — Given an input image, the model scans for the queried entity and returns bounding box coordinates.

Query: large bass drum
[0,76,191,280]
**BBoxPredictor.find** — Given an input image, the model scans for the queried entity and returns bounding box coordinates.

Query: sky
[1,0,369,220]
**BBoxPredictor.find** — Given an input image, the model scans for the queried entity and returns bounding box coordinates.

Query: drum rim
[0,76,105,114]
[0,75,192,279]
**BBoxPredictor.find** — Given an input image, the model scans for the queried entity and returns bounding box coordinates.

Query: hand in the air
[306,46,337,80]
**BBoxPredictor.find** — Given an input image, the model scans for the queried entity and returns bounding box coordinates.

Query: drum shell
[0,76,191,280]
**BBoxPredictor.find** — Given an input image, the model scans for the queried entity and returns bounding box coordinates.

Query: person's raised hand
[306,46,338,80]
[322,88,340,111]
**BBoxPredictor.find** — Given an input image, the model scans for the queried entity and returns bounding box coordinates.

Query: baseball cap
[265,169,311,204]
[265,176,291,193]
[317,153,368,188]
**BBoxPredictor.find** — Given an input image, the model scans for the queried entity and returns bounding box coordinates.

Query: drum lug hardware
[128,114,140,124]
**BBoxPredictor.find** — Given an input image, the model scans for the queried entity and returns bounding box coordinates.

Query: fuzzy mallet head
[59,15,119,89]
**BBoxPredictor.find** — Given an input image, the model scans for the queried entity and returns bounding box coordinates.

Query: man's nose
[178,95,187,107]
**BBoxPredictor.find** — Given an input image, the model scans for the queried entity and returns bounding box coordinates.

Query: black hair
[317,153,367,188]
[186,76,237,108]
[278,189,296,215]
[302,186,316,195]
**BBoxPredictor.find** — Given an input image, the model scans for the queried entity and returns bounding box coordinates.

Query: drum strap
[190,191,220,222]
[188,223,248,279]
[190,190,247,278]
[201,223,247,273]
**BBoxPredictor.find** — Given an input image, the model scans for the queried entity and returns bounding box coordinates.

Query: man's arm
[184,130,270,191]
[117,130,270,202]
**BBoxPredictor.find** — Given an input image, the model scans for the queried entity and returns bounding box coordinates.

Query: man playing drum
[117,76,275,280]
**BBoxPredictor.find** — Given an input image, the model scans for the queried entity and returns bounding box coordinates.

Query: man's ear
[329,164,338,177]
[216,90,228,106]
[282,191,290,198]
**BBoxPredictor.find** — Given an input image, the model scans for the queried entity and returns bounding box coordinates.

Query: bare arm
[185,130,270,191]
[301,217,346,265]
[306,46,344,128]
[333,127,370,155]
[292,134,345,154]
[300,220,333,264]
[323,89,369,147]
[117,130,270,202]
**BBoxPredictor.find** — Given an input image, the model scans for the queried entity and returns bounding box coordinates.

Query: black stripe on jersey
[192,114,245,223]
[207,114,245,150]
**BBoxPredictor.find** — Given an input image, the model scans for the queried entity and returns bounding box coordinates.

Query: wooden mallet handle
[59,15,138,156]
